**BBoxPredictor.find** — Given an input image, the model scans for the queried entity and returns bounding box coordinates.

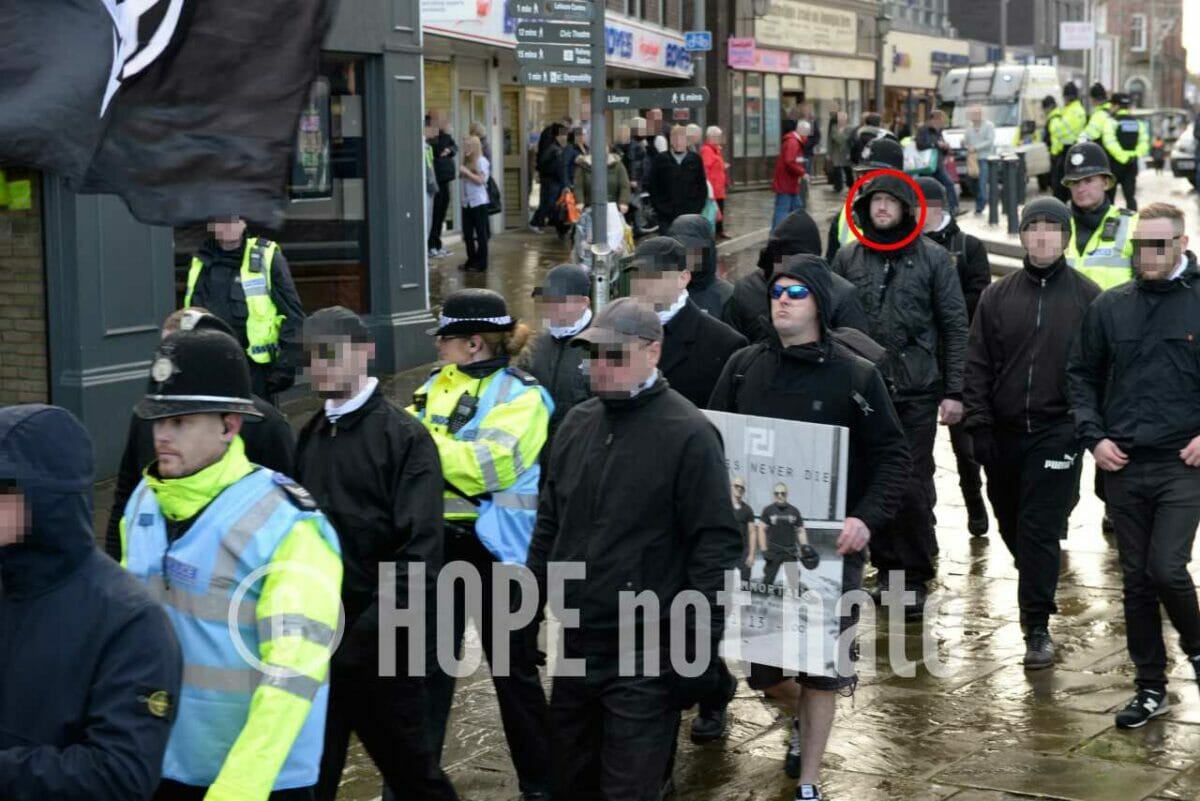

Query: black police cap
[428,289,515,336]
[858,138,904,172]
[1061,142,1114,185]
[134,329,261,420]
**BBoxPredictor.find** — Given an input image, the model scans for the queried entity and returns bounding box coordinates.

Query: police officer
[825,137,906,263]
[1103,93,1150,211]
[1048,83,1088,203]
[409,289,553,801]
[1062,142,1137,291]
[184,215,307,403]
[120,327,343,801]
[1,405,182,801]
[1083,82,1113,143]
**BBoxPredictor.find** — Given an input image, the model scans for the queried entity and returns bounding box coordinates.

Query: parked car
[1170,123,1196,187]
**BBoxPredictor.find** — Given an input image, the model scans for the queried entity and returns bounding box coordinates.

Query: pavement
[92,174,1200,801]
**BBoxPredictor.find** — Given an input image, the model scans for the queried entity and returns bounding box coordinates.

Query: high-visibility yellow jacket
[1083,102,1112,142]
[1067,205,1137,290]
[1103,110,1151,165]
[185,238,283,365]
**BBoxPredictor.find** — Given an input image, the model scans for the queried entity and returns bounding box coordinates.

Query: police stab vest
[124,469,340,790]
[415,367,553,565]
[185,237,283,365]
[1115,117,1140,152]
[1067,207,1135,290]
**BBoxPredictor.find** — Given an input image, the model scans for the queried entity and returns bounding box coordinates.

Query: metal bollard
[591,245,612,311]
[1015,151,1027,204]
[987,156,1002,226]
[1003,156,1021,235]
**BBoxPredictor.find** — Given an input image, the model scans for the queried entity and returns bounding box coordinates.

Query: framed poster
[289,78,332,200]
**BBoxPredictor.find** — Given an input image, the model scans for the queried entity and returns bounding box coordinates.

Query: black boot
[1023,625,1055,670]
[965,492,989,537]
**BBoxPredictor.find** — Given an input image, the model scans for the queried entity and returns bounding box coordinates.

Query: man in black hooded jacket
[724,210,870,343]
[667,214,733,317]
[1,404,182,801]
[831,172,969,614]
[709,254,910,801]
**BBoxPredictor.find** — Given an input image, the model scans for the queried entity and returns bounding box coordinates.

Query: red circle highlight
[843,169,929,253]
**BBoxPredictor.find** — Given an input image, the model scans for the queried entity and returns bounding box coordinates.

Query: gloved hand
[970,428,998,468]
[672,640,729,710]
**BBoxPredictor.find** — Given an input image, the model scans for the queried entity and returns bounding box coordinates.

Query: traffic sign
[505,0,594,21]
[519,66,593,87]
[514,20,592,44]
[604,87,710,109]
[516,43,594,66]
[684,31,712,52]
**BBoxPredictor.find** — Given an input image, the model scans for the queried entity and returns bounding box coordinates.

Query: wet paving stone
[932,749,1178,800]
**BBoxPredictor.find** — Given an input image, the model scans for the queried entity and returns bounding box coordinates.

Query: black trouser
[317,666,457,801]
[1113,159,1138,210]
[462,204,490,269]
[426,525,551,793]
[831,165,853,193]
[872,398,939,586]
[762,555,800,590]
[982,422,1082,628]
[1105,457,1200,691]
[948,421,983,508]
[715,198,725,236]
[532,178,562,227]
[429,182,451,250]
[551,660,677,800]
[156,781,313,800]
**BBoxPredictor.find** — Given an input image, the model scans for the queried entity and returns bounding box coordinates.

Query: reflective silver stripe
[473,443,503,491]
[146,575,257,627]
[143,394,257,404]
[210,491,285,590]
[184,664,259,694]
[262,671,324,701]
[257,614,336,647]
[242,279,269,297]
[476,426,527,476]
[492,491,538,510]
[444,496,478,515]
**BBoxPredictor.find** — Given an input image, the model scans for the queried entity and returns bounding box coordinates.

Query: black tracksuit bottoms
[872,398,939,586]
[948,421,984,505]
[982,422,1082,628]
[1105,457,1200,690]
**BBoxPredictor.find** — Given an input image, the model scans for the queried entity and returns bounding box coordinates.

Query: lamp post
[874,11,892,113]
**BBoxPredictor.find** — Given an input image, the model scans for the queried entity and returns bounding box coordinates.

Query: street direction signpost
[604,87,710,109]
[505,0,594,20]
[519,66,593,86]
[513,21,592,44]
[515,43,594,66]
[684,31,712,51]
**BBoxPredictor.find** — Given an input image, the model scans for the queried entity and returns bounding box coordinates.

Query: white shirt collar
[1170,255,1188,281]
[549,308,593,340]
[324,377,379,422]
[658,291,690,325]
[630,369,660,398]
[933,211,952,233]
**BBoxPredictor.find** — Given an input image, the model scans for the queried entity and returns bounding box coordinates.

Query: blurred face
[707,130,723,146]
[153,413,239,478]
[586,339,661,397]
[931,113,945,130]
[770,276,819,341]
[647,109,663,125]
[923,201,946,232]
[967,107,982,126]
[1133,218,1188,281]
[616,126,631,145]
[670,128,688,153]
[1020,220,1068,267]
[556,131,568,146]
[538,296,590,328]
[870,193,904,230]
[837,112,848,127]
[630,270,690,310]
[208,218,246,249]
[687,128,702,146]
[732,481,745,500]
[1069,174,1108,210]
[773,484,788,502]
[434,333,487,366]
[0,485,26,547]
[305,337,374,401]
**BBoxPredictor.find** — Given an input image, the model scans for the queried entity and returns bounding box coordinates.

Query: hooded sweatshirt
[0,405,182,801]
[668,214,733,317]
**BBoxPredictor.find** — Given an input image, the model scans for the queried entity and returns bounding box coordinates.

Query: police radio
[447,392,479,434]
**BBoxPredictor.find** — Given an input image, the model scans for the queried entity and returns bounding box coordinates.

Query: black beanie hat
[1019,197,1072,233]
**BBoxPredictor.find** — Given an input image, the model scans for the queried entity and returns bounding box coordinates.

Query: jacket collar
[146,436,255,522]
[660,299,702,373]
[600,374,670,413]
[321,385,384,432]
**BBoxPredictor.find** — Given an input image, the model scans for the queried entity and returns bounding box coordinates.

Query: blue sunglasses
[770,283,812,301]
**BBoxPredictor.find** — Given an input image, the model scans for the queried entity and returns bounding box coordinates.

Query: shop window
[745,73,763,158]
[764,75,781,157]
[732,73,745,158]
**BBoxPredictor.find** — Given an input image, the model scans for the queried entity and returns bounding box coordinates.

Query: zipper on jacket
[1025,278,1046,433]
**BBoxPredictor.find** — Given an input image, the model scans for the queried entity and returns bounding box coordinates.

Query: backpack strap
[726,343,769,410]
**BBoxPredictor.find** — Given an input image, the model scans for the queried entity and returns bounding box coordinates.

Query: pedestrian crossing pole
[590,0,612,310]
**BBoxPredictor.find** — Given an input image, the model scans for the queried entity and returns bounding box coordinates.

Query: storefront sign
[1059,21,1095,51]
[727,37,756,67]
[727,43,874,81]
[884,30,969,89]
[754,0,857,55]
[930,51,969,71]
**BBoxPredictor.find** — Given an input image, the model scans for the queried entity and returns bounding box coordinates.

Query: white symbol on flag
[99,0,186,116]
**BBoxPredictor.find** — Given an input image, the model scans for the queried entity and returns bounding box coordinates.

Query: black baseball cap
[304,306,372,343]
[624,236,689,273]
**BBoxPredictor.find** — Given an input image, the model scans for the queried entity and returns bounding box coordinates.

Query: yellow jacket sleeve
[205,519,343,801]
[429,387,549,496]
[1102,118,1131,164]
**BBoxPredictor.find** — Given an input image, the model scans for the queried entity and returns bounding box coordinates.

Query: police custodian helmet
[858,137,905,172]
[134,328,261,420]
[1061,142,1114,186]
[428,289,516,337]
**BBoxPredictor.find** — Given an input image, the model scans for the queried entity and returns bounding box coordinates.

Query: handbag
[558,188,581,224]
[902,139,939,176]
[485,176,502,215]
[965,151,980,179]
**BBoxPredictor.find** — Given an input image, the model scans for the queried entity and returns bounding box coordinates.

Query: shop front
[883,30,971,131]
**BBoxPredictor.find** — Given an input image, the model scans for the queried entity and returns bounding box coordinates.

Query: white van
[937,63,1062,185]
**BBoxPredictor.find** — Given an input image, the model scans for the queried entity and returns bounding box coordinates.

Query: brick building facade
[1104,0,1187,108]
[0,171,49,406]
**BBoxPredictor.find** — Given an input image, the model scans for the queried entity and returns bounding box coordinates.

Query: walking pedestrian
[459,135,491,273]
[626,236,747,408]
[917,176,991,536]
[1102,93,1149,211]
[772,119,808,229]
[648,125,708,232]
[667,214,732,318]
[831,173,969,616]
[709,255,910,799]
[409,289,554,800]
[184,214,306,403]
[966,197,1100,670]
[1047,83,1087,203]
[1067,202,1200,729]
[428,111,458,259]
[531,123,567,232]
[700,126,731,239]
[425,117,439,243]
[916,110,959,215]
[827,112,853,193]
[1083,82,1113,143]
[1,404,182,801]
[962,106,995,215]
[826,137,906,263]
[121,327,343,801]
[527,297,741,800]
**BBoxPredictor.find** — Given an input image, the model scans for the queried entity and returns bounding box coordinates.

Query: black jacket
[924,217,992,321]
[648,149,707,226]
[916,124,945,152]
[188,237,307,395]
[295,387,444,669]
[527,378,741,653]
[662,298,748,408]
[0,405,182,801]
[517,327,592,444]
[538,140,566,186]
[965,257,1101,434]
[104,396,295,560]
[430,131,458,185]
[831,184,968,400]
[707,259,911,538]
[621,138,651,189]
[726,211,869,342]
[669,214,733,318]
[1068,252,1200,456]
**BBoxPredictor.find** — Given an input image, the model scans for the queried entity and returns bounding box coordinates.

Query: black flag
[0,0,334,227]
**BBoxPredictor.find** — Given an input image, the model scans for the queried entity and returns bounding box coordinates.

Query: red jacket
[771,131,806,194]
[700,142,729,199]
